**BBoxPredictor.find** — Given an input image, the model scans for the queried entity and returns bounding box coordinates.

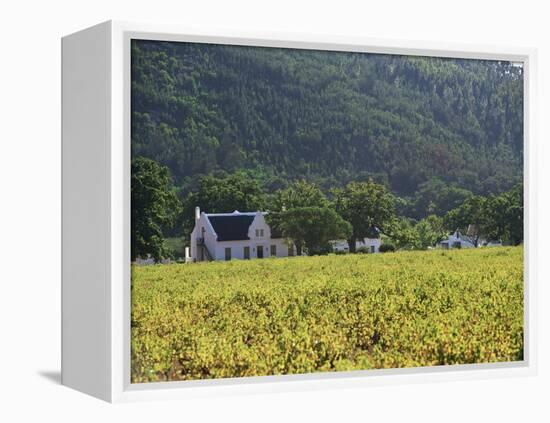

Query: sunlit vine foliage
[131,247,523,382]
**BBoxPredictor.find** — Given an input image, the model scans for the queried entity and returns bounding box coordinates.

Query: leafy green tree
[385,215,446,250]
[443,184,523,246]
[333,181,396,252]
[503,184,523,245]
[182,172,267,237]
[481,195,507,243]
[415,215,447,249]
[266,180,329,236]
[481,184,523,245]
[387,217,420,250]
[278,207,352,255]
[444,196,488,246]
[131,157,182,262]
[409,178,473,219]
[270,180,329,210]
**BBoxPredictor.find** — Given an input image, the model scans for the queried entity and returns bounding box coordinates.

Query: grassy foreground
[131,247,523,383]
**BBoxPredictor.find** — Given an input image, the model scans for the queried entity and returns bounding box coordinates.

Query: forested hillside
[131,40,523,221]
[132,41,523,195]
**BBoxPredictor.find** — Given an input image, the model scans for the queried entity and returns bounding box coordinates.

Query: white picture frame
[61,20,537,403]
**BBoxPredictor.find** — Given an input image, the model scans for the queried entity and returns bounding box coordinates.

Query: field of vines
[131,247,523,383]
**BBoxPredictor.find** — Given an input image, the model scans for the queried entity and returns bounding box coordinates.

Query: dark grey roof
[454,229,474,244]
[207,214,255,241]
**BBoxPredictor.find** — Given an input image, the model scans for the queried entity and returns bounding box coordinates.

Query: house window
[244,246,250,259]
[370,246,375,253]
[225,247,231,261]
[288,245,294,256]
[260,229,264,237]
[270,245,277,256]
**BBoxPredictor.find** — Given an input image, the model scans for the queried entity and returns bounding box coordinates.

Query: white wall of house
[190,209,295,262]
[214,238,292,261]
[357,237,382,253]
[247,212,272,241]
[438,230,475,249]
[213,213,293,260]
[332,238,381,253]
[190,209,219,261]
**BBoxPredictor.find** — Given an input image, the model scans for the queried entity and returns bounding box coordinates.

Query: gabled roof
[202,210,284,241]
[459,235,475,244]
[207,214,256,241]
[450,229,475,244]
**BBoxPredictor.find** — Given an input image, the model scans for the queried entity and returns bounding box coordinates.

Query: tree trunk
[296,243,303,256]
[473,233,480,247]
[348,236,356,253]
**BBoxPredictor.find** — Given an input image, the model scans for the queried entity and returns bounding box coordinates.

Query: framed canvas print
[61,21,537,402]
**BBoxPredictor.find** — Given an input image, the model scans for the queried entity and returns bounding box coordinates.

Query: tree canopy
[444,184,523,246]
[180,171,266,238]
[131,157,182,261]
[269,180,329,211]
[333,181,396,252]
[277,207,352,255]
[132,40,523,201]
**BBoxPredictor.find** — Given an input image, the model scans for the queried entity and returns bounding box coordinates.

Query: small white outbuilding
[331,227,382,253]
[438,229,476,249]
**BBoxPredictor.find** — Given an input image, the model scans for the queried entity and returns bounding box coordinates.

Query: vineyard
[131,247,523,383]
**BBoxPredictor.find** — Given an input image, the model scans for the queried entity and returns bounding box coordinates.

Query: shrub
[379,243,396,253]
[356,246,370,254]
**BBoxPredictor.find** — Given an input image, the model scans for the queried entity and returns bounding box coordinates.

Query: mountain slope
[131,40,523,197]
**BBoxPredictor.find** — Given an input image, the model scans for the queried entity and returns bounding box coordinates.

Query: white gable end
[247,212,272,240]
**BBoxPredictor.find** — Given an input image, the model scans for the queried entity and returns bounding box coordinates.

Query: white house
[483,239,503,247]
[189,207,294,262]
[438,227,504,250]
[438,229,476,249]
[331,228,382,253]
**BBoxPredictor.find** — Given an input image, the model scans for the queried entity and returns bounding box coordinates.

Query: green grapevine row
[131,247,523,382]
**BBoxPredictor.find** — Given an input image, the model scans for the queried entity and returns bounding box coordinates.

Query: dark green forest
[130,39,523,254]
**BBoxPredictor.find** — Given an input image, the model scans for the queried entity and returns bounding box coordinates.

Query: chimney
[195,206,200,221]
